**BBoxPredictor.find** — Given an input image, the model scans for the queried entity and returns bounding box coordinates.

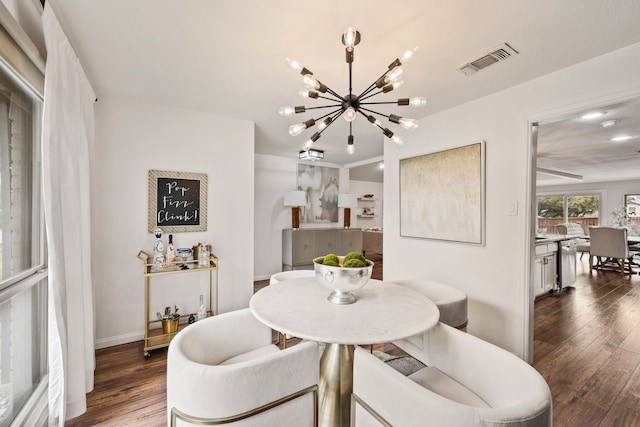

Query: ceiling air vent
[457,43,519,76]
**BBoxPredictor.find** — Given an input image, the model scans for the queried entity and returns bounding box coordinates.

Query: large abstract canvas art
[400,142,485,244]
[297,164,340,224]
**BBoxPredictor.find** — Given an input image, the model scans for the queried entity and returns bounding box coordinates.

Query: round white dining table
[250,277,439,427]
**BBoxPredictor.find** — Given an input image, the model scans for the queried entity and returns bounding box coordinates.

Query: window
[537,194,600,233]
[625,194,640,225]
[0,18,47,427]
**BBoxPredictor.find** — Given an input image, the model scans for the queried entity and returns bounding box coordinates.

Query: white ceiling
[536,98,640,186]
[51,0,640,172]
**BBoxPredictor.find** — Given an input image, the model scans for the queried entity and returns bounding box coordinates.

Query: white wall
[538,179,640,225]
[349,180,384,229]
[384,41,640,358]
[254,154,349,280]
[92,96,254,348]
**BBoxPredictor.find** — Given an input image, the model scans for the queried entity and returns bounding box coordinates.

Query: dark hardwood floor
[66,255,640,426]
[532,257,640,426]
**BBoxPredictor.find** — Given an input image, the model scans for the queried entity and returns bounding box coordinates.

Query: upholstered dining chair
[167,308,319,426]
[270,269,315,284]
[391,279,468,330]
[557,222,590,260]
[269,270,316,346]
[589,226,639,275]
[352,322,552,426]
[388,279,467,365]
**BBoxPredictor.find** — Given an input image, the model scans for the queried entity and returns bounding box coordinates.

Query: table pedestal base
[319,343,354,427]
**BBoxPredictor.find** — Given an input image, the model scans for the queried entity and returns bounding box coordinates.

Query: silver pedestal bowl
[313,256,374,304]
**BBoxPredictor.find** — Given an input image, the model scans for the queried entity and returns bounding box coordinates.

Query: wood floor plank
[547,340,612,405]
[577,348,640,409]
[621,322,640,353]
[614,361,640,411]
[552,396,607,427]
[598,403,640,427]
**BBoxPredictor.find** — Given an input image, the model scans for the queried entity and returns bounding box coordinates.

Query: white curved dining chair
[352,322,552,426]
[269,270,315,346]
[167,308,319,426]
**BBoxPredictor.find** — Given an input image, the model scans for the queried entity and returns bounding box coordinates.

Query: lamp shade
[338,194,357,208]
[284,190,306,207]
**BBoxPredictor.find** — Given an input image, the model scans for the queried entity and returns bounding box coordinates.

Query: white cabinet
[282,228,363,270]
[534,242,558,297]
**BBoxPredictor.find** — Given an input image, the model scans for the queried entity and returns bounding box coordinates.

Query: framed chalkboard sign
[148,170,208,232]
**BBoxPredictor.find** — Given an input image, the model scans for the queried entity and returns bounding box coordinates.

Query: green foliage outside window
[538,195,599,218]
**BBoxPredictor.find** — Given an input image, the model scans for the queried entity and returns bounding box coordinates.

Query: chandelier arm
[356,82,379,100]
[302,104,343,110]
[313,107,344,124]
[323,85,343,100]
[359,106,391,119]
[357,67,394,99]
[316,94,341,102]
[360,101,403,106]
[357,110,383,132]
[348,61,353,98]
[359,90,389,101]
[314,110,344,137]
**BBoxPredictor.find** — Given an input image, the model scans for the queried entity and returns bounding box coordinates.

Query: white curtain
[42,4,96,425]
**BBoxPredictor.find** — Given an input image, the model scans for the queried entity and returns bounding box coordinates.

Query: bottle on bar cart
[198,242,210,267]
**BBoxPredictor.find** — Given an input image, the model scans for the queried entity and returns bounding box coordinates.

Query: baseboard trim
[95,331,143,350]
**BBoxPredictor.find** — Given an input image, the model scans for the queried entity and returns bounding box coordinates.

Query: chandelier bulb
[400,47,418,63]
[392,80,404,89]
[342,28,360,49]
[302,74,318,89]
[302,139,314,150]
[302,74,327,92]
[318,117,333,130]
[279,107,295,116]
[409,97,427,107]
[343,107,357,122]
[286,57,303,73]
[399,118,418,131]
[392,135,404,146]
[299,90,319,99]
[289,123,306,137]
[347,143,355,154]
[387,66,404,82]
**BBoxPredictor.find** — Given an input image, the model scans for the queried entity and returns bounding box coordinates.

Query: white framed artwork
[400,141,485,245]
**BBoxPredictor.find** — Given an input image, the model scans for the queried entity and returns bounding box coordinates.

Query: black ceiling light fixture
[280,28,426,157]
[299,148,324,161]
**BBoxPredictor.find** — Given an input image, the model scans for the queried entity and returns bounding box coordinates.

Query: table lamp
[338,194,357,229]
[284,190,306,229]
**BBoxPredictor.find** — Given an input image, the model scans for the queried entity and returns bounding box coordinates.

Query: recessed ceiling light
[580,111,606,120]
[610,135,632,142]
[378,163,384,170]
[600,120,618,128]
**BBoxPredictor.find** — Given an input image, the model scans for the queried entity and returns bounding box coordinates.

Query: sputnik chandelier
[279,27,426,156]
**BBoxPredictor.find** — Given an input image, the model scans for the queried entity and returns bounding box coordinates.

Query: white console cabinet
[282,228,363,270]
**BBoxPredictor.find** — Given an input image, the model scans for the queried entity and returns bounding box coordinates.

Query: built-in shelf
[358,214,377,218]
[358,197,378,201]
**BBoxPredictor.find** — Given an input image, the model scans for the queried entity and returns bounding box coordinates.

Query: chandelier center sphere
[342,94,360,111]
